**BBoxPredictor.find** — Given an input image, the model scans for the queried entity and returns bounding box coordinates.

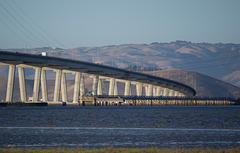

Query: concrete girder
[21,61,48,67]
[68,67,88,72]
[103,73,121,78]
[48,64,69,69]
[0,62,10,65]
[0,60,22,65]
[87,70,104,75]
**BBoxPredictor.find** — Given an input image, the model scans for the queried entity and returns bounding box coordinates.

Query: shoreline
[1,146,240,153]
[0,101,238,107]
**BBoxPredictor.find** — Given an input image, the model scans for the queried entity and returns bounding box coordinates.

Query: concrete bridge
[0,51,196,103]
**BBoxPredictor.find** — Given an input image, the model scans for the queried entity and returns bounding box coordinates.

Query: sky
[0,0,240,49]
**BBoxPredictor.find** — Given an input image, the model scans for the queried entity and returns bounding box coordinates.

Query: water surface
[0,106,240,149]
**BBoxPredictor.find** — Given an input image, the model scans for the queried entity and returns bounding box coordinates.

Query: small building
[41,52,47,56]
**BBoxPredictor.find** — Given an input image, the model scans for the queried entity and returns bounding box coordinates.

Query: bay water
[0,106,240,149]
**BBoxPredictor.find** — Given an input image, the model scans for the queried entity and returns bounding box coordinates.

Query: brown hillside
[1,41,240,87]
[144,70,240,98]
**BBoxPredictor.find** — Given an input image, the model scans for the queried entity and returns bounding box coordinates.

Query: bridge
[0,51,196,104]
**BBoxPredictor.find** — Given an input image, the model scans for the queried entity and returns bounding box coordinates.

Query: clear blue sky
[0,0,240,49]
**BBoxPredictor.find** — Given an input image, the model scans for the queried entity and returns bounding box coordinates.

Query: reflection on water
[0,106,240,149]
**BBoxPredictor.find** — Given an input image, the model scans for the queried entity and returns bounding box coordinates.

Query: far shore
[1,146,240,153]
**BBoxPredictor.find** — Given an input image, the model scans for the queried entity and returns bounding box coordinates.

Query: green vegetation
[124,65,161,72]
[1,147,240,153]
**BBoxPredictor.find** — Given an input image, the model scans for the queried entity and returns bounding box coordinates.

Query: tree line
[124,65,161,72]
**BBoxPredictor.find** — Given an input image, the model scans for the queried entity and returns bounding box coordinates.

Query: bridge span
[0,51,196,103]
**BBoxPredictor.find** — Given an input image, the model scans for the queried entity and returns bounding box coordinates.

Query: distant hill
[144,70,240,99]
[1,41,240,88]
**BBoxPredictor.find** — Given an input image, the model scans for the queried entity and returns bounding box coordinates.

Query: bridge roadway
[0,51,196,103]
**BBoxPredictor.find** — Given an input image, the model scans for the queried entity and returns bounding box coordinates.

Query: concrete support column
[108,78,115,96]
[73,72,81,103]
[174,91,179,97]
[156,87,161,96]
[124,81,131,96]
[18,67,26,102]
[80,74,85,97]
[169,89,174,97]
[145,86,148,96]
[6,64,16,102]
[160,87,165,96]
[136,83,143,96]
[61,72,68,102]
[153,87,156,96]
[53,70,62,102]
[33,67,41,102]
[97,79,102,95]
[147,84,153,97]
[163,88,169,96]
[114,81,118,96]
[41,69,48,101]
[92,75,99,95]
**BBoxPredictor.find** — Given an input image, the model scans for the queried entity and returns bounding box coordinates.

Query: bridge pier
[3,65,191,103]
[147,84,153,97]
[114,80,118,96]
[174,90,179,97]
[18,66,27,102]
[144,85,148,96]
[73,72,81,103]
[80,74,85,103]
[53,70,62,102]
[33,67,41,102]
[6,64,16,102]
[97,78,102,95]
[156,87,161,96]
[162,87,168,96]
[153,87,156,96]
[91,75,99,95]
[108,78,115,96]
[61,71,68,102]
[124,81,131,96]
[136,83,143,96]
[169,89,175,97]
[41,68,48,102]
